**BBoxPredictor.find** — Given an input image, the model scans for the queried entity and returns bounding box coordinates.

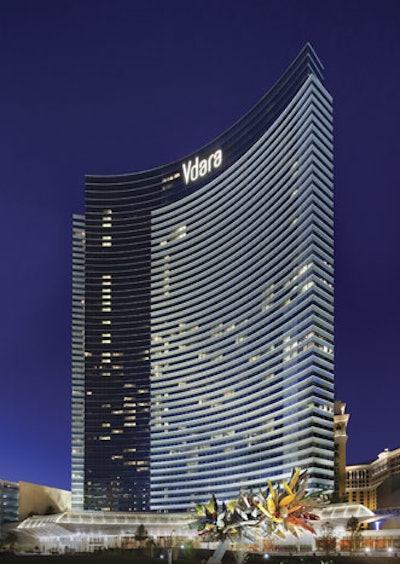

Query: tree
[346,516,361,553]
[317,521,336,556]
[134,524,149,547]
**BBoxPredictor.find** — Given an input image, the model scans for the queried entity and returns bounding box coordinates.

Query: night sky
[1,0,399,491]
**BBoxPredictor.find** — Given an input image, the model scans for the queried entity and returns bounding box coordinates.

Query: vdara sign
[182,149,222,185]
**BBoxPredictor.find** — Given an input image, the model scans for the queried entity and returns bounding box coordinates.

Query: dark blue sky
[1,0,399,490]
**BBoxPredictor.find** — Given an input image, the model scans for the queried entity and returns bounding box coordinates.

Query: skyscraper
[72,44,334,512]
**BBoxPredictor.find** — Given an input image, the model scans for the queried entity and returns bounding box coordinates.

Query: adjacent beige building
[346,447,400,512]
[334,401,400,520]
[18,481,71,521]
[0,479,70,526]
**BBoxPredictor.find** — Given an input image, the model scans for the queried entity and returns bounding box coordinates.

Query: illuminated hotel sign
[182,149,222,185]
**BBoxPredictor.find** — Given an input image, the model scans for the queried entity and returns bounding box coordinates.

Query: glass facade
[72,44,334,512]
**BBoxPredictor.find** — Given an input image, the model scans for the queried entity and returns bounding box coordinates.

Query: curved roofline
[86,43,324,181]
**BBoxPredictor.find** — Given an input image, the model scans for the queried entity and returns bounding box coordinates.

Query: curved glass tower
[72,44,334,512]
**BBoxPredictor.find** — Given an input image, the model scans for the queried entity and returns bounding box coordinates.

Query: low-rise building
[0,478,70,542]
[15,503,390,555]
